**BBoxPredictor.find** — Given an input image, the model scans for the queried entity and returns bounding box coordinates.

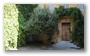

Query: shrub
[16,4,38,21]
[16,4,38,46]
[4,4,19,50]
[24,8,59,36]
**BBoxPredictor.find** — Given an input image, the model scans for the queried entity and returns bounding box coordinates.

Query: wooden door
[62,23,71,41]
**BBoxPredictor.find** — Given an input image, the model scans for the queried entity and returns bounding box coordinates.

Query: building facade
[38,4,84,12]
[38,4,84,43]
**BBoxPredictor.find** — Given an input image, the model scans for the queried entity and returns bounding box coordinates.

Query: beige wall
[54,4,62,8]
[43,4,49,8]
[42,4,78,8]
[69,4,78,7]
[55,4,78,8]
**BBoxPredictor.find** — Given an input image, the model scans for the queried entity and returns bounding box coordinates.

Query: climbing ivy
[55,6,84,48]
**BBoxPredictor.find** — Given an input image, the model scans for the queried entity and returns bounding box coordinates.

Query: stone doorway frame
[58,16,74,41]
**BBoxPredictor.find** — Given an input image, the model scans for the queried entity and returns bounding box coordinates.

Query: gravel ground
[18,41,83,50]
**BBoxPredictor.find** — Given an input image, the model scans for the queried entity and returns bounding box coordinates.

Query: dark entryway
[62,23,71,41]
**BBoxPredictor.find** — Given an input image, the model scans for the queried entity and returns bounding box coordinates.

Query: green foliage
[24,8,59,36]
[17,13,26,46]
[4,4,19,50]
[4,4,38,49]
[16,4,38,21]
[71,9,84,48]
[55,6,84,48]
[16,4,38,46]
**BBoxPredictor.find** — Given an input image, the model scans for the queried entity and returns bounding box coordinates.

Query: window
[63,4,69,8]
[78,4,84,11]
[49,4,55,12]
[38,4,44,8]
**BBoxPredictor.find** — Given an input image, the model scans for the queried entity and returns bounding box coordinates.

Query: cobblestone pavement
[18,41,83,50]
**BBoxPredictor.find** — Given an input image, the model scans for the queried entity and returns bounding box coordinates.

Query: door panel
[62,23,71,41]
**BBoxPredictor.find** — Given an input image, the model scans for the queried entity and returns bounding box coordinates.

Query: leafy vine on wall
[55,6,84,48]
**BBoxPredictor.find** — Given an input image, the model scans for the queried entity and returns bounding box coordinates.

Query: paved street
[18,41,83,50]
